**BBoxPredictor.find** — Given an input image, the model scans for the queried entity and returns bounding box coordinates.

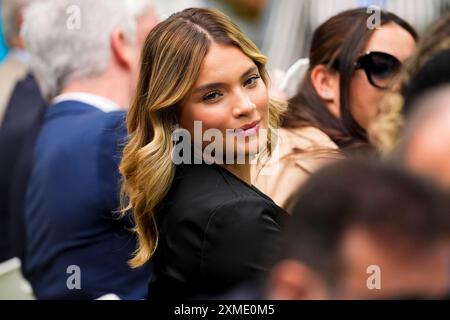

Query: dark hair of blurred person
[266,160,450,300]
[283,8,418,152]
[402,49,450,116]
[369,13,450,155]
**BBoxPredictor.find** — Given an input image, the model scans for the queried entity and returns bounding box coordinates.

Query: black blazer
[148,161,287,300]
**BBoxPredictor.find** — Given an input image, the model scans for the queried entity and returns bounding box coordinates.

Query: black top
[148,161,287,300]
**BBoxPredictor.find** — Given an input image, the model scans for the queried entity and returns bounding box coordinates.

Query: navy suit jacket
[23,100,151,299]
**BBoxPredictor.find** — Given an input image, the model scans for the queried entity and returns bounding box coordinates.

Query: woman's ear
[310,64,340,118]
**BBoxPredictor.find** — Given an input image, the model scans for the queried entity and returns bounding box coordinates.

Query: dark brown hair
[282,8,418,153]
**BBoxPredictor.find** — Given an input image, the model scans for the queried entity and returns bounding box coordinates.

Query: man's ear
[267,259,328,300]
[111,30,135,70]
[310,64,340,118]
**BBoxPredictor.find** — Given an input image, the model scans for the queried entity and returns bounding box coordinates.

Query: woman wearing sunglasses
[254,8,418,209]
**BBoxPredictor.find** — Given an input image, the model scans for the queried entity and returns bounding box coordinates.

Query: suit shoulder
[101,110,126,129]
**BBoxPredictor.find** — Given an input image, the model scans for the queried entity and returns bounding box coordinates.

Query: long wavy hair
[282,8,418,153]
[369,13,450,156]
[120,8,282,268]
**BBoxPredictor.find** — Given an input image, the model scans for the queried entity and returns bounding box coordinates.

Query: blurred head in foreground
[267,160,450,299]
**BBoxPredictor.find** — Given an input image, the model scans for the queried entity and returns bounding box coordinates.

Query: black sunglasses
[354,51,402,90]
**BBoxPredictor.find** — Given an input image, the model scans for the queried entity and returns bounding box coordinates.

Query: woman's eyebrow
[192,66,259,95]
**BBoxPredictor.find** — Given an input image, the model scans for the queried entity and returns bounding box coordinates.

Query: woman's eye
[202,91,223,102]
[244,75,260,87]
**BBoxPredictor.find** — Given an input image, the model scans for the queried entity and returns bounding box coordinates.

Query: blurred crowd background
[0,0,449,301]
[1,0,450,66]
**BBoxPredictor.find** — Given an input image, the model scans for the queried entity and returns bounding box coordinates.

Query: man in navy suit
[19,0,155,299]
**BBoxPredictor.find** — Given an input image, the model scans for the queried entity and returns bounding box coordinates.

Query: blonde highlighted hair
[120,8,282,268]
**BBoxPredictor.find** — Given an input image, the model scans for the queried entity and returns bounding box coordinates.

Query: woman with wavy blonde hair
[120,8,286,299]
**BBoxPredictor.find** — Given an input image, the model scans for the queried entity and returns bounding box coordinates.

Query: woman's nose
[232,91,256,117]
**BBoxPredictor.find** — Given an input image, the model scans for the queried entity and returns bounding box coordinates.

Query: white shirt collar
[52,92,122,113]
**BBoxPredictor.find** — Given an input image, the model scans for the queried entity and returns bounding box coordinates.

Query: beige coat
[253,126,343,210]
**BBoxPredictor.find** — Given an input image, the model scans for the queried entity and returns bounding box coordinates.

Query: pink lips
[235,121,260,137]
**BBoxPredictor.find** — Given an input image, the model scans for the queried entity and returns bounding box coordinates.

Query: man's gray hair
[21,0,137,98]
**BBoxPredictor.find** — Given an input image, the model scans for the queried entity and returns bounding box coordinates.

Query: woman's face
[179,42,269,161]
[349,23,416,130]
